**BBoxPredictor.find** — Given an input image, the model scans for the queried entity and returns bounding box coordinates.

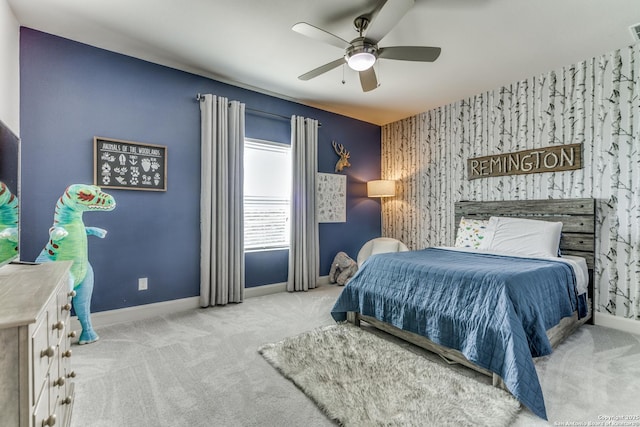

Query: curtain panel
[288,116,319,291]
[199,94,245,307]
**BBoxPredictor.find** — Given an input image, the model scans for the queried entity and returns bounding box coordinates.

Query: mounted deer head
[332,141,351,173]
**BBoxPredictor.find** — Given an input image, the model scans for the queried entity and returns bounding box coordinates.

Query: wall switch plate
[138,277,148,291]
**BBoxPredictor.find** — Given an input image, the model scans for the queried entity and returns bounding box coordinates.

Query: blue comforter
[331,247,580,420]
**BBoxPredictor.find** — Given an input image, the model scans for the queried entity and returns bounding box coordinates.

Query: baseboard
[70,296,201,331]
[245,281,287,298]
[71,276,331,332]
[594,312,640,336]
[244,275,329,296]
[317,275,330,285]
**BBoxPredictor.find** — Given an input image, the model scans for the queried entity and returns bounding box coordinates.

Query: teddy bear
[328,251,358,286]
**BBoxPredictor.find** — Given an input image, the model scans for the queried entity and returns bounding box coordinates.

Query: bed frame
[348,198,596,388]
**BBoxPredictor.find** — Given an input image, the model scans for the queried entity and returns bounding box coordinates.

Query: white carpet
[259,323,521,427]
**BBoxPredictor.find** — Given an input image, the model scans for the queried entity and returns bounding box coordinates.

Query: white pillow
[370,239,400,255]
[454,217,491,249]
[479,216,562,258]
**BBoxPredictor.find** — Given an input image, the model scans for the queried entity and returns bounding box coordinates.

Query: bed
[330,198,595,420]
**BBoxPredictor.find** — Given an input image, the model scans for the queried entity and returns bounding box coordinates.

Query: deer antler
[332,141,346,155]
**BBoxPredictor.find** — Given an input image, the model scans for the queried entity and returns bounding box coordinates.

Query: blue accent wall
[19,28,382,311]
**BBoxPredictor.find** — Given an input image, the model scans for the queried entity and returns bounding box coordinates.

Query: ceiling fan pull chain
[342,64,346,85]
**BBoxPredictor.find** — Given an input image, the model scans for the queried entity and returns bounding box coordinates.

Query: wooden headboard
[455,199,596,322]
[454,199,595,268]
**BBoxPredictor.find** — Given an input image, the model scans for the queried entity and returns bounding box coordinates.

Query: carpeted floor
[70,285,640,427]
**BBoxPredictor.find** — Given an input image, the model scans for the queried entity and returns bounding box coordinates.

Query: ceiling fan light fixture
[293,2,442,92]
[346,39,377,71]
[347,51,376,71]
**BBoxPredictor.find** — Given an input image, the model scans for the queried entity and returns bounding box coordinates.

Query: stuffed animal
[35,184,116,345]
[0,181,19,264]
[329,251,358,286]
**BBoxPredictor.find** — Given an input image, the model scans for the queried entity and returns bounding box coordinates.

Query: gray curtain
[199,94,245,307]
[288,116,319,291]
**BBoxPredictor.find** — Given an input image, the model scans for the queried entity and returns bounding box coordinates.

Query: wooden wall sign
[94,136,167,191]
[467,143,582,180]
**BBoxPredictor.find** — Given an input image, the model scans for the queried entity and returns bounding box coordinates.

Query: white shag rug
[259,324,521,427]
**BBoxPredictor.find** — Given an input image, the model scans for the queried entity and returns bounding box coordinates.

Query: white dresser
[0,261,75,427]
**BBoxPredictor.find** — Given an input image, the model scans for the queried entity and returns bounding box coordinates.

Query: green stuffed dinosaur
[0,181,19,262]
[36,184,116,344]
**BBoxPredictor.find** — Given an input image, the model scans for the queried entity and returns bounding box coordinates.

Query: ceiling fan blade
[359,68,378,92]
[298,57,346,81]
[364,0,415,43]
[292,22,351,50]
[378,46,441,62]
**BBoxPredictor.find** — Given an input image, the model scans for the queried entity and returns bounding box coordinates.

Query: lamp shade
[367,180,395,197]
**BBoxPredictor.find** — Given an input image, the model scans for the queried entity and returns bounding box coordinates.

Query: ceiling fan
[292,0,441,92]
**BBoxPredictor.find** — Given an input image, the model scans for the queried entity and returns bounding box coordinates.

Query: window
[244,138,291,251]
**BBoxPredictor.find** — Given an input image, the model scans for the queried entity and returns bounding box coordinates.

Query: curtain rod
[196,93,321,126]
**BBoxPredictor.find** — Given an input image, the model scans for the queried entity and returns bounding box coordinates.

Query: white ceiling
[8,0,640,125]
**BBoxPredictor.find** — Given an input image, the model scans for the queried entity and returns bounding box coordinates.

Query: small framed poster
[94,136,167,191]
[317,172,346,223]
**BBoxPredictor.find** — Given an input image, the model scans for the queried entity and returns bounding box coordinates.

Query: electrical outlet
[138,277,148,291]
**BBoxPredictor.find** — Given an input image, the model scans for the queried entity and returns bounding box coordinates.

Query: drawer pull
[62,349,72,358]
[67,370,76,378]
[40,346,55,358]
[68,290,77,298]
[54,377,65,387]
[62,396,72,405]
[61,303,72,311]
[42,414,56,426]
[52,321,65,331]
[68,330,77,338]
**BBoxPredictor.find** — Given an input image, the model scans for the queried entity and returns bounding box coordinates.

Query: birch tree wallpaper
[381,43,640,322]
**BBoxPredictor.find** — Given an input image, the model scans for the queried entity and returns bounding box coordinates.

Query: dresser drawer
[56,289,74,339]
[50,347,64,413]
[31,309,52,405]
[33,372,50,427]
[60,332,75,398]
